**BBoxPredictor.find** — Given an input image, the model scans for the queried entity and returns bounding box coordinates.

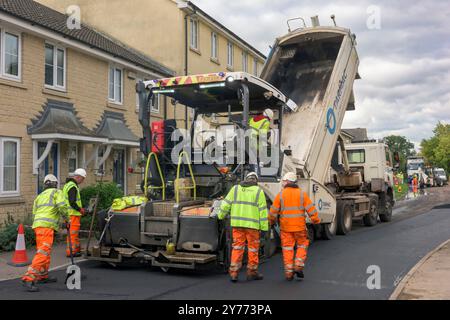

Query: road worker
[412,174,418,197]
[269,172,321,281]
[218,172,269,282]
[63,168,86,257]
[22,174,68,292]
[248,108,273,174]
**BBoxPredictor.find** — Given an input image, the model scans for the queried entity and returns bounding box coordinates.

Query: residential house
[37,0,267,129]
[0,0,174,223]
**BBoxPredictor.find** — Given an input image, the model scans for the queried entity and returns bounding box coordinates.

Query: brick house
[0,0,174,223]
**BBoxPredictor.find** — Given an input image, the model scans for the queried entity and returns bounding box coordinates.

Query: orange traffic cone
[8,224,31,267]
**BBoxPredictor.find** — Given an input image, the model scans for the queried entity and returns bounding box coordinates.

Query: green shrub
[80,182,123,230]
[0,213,35,252]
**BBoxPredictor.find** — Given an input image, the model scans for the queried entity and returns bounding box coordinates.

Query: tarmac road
[1,186,449,300]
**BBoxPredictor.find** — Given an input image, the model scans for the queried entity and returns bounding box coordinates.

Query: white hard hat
[282,172,297,182]
[263,108,274,120]
[245,172,259,180]
[44,174,58,183]
[74,168,87,178]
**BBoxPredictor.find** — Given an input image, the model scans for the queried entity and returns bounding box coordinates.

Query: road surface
[1,186,449,300]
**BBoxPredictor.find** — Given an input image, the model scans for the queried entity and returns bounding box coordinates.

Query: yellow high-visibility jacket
[218,184,268,231]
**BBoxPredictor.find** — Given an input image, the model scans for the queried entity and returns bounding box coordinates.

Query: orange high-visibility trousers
[229,227,260,277]
[280,230,309,278]
[22,227,54,282]
[66,215,81,256]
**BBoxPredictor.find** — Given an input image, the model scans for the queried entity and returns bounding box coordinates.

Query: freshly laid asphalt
[1,187,449,300]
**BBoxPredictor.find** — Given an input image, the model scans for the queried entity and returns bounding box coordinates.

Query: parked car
[433,168,448,187]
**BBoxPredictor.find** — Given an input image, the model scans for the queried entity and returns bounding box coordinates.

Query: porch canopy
[28,100,108,174]
[95,111,140,147]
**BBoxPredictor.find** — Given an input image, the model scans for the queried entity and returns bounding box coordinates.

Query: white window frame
[0,28,22,81]
[227,41,234,68]
[151,93,160,113]
[67,142,78,173]
[97,145,107,176]
[190,18,199,50]
[211,32,218,60]
[44,42,66,91]
[253,57,258,76]
[136,77,142,110]
[0,137,20,197]
[242,51,248,72]
[109,65,123,105]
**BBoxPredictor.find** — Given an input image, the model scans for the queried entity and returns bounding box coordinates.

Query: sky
[191,0,450,148]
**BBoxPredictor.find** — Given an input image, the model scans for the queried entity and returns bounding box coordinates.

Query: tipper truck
[85,17,394,271]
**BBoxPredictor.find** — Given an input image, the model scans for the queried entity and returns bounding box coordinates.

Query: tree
[421,122,450,173]
[383,135,416,171]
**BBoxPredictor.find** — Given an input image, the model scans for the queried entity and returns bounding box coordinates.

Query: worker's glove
[79,208,86,216]
[313,218,321,225]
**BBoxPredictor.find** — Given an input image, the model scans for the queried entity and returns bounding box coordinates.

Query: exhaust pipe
[311,15,320,27]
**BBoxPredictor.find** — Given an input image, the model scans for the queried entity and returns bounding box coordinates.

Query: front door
[37,142,59,194]
[113,148,125,192]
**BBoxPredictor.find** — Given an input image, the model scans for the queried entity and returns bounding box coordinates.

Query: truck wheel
[336,202,353,235]
[363,199,378,227]
[379,196,393,222]
[321,216,337,240]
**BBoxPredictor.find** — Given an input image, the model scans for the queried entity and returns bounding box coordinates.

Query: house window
[97,146,106,175]
[45,43,66,89]
[151,93,160,113]
[0,29,21,80]
[136,78,142,110]
[227,41,234,67]
[242,51,248,72]
[109,66,123,104]
[68,143,78,173]
[211,32,218,60]
[253,58,258,76]
[190,19,199,50]
[0,137,20,196]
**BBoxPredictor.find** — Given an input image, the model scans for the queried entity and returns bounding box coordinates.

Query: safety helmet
[74,168,87,178]
[44,174,58,184]
[282,172,297,182]
[245,172,259,181]
[263,108,274,120]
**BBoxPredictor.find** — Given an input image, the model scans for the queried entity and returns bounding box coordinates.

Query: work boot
[22,280,39,292]
[295,270,305,279]
[230,275,238,283]
[286,275,294,281]
[246,272,264,281]
[37,276,58,284]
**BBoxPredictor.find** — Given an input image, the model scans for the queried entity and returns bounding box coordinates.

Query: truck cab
[344,141,395,191]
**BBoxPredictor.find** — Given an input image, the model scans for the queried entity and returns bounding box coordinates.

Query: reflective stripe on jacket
[32,188,68,231]
[218,184,268,231]
[269,185,320,232]
[111,196,146,211]
[63,180,82,216]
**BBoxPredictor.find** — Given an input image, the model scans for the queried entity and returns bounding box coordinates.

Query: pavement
[391,235,450,300]
[0,238,86,282]
[0,185,449,300]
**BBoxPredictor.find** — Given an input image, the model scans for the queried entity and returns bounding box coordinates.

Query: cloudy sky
[192,0,450,147]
